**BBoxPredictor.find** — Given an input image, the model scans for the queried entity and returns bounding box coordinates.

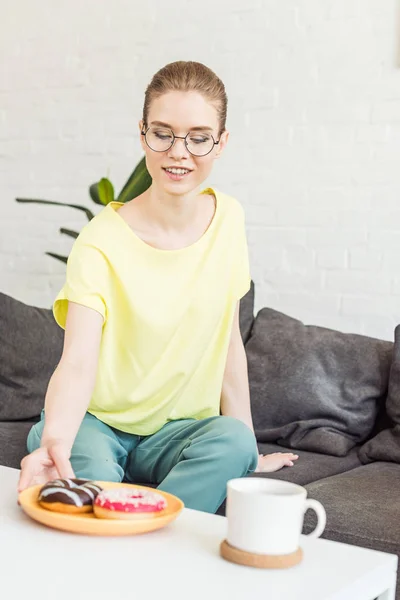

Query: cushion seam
[318,529,400,549]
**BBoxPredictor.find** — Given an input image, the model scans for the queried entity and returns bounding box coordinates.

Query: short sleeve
[53,242,110,328]
[234,208,251,300]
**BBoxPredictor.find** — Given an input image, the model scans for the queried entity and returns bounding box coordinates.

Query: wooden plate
[18,481,184,536]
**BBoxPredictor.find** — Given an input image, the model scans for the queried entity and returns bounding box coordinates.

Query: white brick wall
[1,0,400,341]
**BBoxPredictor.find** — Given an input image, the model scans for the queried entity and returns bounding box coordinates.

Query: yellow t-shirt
[53,187,251,435]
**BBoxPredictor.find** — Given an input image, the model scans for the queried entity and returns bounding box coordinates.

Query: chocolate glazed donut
[38,479,103,514]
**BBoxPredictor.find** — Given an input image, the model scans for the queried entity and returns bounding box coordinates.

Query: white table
[0,466,397,600]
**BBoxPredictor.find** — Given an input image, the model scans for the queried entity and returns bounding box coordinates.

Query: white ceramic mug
[226,477,326,555]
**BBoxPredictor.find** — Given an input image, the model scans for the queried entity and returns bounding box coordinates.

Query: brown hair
[143,61,228,136]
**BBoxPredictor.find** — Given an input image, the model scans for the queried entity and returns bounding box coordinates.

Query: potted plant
[16,156,151,264]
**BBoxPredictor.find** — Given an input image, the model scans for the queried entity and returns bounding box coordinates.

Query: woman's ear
[215,130,229,159]
[139,120,146,151]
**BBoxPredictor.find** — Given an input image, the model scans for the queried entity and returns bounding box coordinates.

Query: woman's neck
[140,184,204,233]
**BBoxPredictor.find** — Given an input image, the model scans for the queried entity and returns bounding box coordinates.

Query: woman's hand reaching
[255,452,299,473]
[18,442,75,493]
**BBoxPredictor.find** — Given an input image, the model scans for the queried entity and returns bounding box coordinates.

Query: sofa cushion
[239,280,255,345]
[0,420,36,469]
[303,463,400,594]
[359,324,400,464]
[215,442,361,516]
[0,293,63,420]
[247,308,393,456]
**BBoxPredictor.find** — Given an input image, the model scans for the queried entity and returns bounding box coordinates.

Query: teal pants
[27,412,259,514]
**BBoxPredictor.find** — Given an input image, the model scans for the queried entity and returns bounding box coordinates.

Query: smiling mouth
[162,168,193,180]
[163,167,192,175]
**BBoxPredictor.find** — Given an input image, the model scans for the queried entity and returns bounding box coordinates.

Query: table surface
[0,466,397,600]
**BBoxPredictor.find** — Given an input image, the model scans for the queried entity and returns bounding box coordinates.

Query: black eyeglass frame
[141,126,220,157]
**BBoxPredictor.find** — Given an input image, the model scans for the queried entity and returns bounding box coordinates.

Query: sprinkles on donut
[94,487,167,520]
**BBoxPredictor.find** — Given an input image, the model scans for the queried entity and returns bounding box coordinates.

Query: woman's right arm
[18,302,104,491]
[41,301,104,449]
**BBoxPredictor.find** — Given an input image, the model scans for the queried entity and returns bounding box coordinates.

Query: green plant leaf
[89,183,102,205]
[89,178,114,206]
[16,198,95,221]
[99,178,114,205]
[60,228,79,239]
[46,252,68,264]
[116,156,152,203]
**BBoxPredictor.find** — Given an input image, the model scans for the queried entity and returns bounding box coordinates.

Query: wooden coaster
[220,539,303,569]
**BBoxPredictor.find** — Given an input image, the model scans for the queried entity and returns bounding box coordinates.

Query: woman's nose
[168,137,190,160]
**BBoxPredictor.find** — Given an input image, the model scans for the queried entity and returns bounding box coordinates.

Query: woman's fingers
[18,445,75,494]
[18,457,35,492]
[284,453,299,467]
[265,452,299,458]
[48,444,75,479]
[18,451,47,492]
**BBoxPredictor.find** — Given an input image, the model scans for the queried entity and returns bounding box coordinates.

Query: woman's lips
[163,168,192,181]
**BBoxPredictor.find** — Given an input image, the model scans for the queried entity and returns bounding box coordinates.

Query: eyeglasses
[141,126,220,157]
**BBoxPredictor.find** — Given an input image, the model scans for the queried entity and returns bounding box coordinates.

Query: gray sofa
[1,286,399,597]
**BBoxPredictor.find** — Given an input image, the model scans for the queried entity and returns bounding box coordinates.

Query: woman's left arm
[220,301,255,433]
[220,301,299,473]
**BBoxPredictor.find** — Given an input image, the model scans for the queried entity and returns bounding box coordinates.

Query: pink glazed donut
[93,487,167,520]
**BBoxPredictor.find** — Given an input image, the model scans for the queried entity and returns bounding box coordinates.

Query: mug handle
[303,499,326,538]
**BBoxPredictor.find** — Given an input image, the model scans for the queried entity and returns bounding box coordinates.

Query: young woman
[18,61,298,513]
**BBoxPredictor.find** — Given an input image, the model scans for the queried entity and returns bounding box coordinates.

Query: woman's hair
[143,61,228,136]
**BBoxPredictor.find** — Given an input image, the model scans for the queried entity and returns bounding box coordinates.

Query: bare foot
[255,452,299,473]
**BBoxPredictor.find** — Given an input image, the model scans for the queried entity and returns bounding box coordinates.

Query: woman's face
[139,91,229,195]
